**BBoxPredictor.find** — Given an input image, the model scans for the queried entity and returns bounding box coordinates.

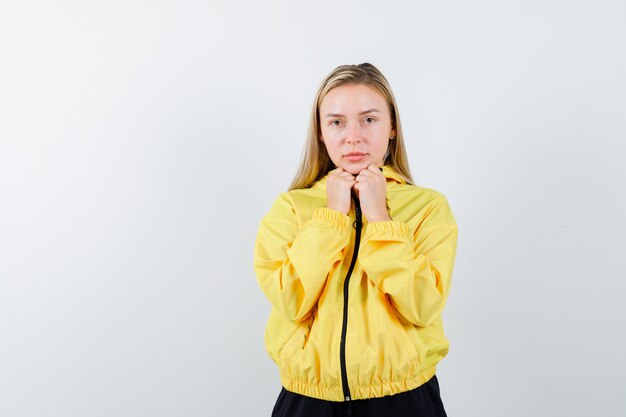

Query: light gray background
[1,1,625,416]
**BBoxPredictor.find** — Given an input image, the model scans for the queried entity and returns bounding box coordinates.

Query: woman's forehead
[321,84,387,113]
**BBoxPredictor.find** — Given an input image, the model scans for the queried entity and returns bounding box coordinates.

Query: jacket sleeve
[358,194,458,327]
[254,193,352,323]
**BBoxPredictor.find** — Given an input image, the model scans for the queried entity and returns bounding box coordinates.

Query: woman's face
[319,83,396,175]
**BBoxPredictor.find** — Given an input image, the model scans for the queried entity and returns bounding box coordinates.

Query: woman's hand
[326,167,356,215]
[354,164,390,222]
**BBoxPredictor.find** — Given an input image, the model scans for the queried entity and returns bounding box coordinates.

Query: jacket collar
[311,165,406,189]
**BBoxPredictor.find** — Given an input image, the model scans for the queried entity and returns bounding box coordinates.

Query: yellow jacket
[253,165,458,401]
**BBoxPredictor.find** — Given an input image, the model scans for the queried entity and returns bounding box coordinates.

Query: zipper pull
[352,192,362,229]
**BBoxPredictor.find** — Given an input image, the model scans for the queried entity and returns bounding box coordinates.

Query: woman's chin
[340,162,368,175]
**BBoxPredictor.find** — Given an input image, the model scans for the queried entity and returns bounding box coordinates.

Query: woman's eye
[331,120,341,126]
[364,117,375,123]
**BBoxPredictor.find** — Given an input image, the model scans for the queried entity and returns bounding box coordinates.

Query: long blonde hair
[288,63,414,191]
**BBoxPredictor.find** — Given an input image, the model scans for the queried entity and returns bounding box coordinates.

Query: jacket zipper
[340,193,362,403]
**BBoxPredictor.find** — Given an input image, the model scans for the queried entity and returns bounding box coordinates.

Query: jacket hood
[311,165,407,189]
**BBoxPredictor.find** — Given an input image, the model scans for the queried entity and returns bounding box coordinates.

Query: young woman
[254,63,458,416]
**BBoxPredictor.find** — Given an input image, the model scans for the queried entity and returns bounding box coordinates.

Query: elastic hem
[279,364,437,402]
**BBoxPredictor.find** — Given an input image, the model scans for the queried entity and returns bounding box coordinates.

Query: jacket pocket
[385,295,423,366]
[280,307,317,359]
[265,311,300,363]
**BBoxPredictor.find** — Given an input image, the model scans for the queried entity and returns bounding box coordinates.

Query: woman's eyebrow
[324,108,381,118]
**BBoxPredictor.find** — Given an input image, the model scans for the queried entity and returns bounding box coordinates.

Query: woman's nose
[346,122,362,143]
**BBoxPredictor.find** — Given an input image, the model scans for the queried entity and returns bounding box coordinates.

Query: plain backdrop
[1,1,625,416]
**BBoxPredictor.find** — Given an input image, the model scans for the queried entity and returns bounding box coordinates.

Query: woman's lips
[345,153,366,162]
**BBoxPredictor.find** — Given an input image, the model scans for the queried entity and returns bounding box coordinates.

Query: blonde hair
[288,63,414,191]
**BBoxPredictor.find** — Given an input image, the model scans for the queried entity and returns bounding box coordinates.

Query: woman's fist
[353,164,390,222]
[325,167,356,215]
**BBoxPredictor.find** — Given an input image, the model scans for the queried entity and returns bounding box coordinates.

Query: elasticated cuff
[310,207,352,233]
[363,220,412,241]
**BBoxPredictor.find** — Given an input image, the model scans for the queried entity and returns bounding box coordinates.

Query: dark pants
[271,375,447,417]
